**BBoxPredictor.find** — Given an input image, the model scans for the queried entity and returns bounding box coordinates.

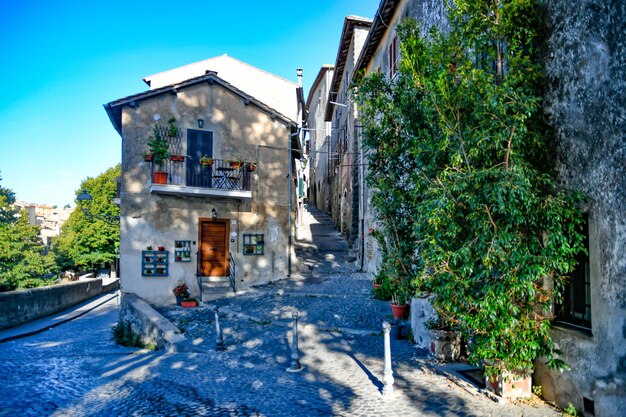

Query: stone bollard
[214,305,225,351]
[382,321,395,397]
[287,311,304,372]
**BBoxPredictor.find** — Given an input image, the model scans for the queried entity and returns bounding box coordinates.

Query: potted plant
[228,158,243,168]
[181,298,198,308]
[143,152,153,162]
[147,126,170,184]
[169,154,185,162]
[157,245,165,252]
[484,360,533,399]
[166,116,179,137]
[172,282,190,306]
[390,291,410,319]
[200,155,214,168]
[424,316,461,362]
[247,161,257,172]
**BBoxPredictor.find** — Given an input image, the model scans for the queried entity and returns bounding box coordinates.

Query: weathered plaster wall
[119,82,293,306]
[533,1,626,415]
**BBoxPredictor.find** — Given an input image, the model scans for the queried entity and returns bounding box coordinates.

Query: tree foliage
[356,0,585,375]
[0,175,57,291]
[53,165,120,271]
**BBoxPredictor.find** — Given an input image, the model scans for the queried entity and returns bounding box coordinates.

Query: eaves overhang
[352,0,402,85]
[324,16,373,122]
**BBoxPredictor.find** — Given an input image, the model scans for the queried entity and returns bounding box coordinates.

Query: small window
[389,33,399,79]
[555,214,591,331]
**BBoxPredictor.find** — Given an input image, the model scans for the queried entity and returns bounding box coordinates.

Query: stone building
[349,0,447,272]
[305,65,334,212]
[324,15,372,254]
[104,55,303,305]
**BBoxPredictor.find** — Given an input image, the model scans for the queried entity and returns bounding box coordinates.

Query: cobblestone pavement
[0,207,561,416]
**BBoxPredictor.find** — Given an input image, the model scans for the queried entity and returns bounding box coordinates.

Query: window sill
[552,321,593,338]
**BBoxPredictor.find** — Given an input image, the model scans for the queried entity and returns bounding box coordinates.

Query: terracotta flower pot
[390,303,409,319]
[181,301,197,308]
[152,172,168,184]
[169,155,185,162]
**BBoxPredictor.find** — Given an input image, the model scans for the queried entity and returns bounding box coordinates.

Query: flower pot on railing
[152,172,168,184]
[200,156,214,168]
[169,155,185,162]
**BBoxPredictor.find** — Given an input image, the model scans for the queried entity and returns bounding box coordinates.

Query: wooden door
[199,219,229,276]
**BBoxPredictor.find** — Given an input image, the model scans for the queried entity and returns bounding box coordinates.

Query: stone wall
[0,279,116,330]
[533,1,626,416]
[118,292,185,351]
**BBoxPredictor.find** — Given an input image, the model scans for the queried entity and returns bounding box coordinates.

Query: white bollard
[214,305,225,351]
[287,311,304,372]
[382,321,395,397]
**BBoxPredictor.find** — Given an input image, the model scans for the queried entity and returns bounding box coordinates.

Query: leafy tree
[53,165,120,271]
[0,176,57,291]
[0,174,17,224]
[356,1,585,376]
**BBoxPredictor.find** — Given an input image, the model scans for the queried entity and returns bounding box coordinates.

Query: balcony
[149,157,254,200]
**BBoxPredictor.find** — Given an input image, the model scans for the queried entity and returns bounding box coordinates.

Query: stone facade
[533,2,626,416]
[324,16,372,256]
[106,60,301,306]
[306,65,334,213]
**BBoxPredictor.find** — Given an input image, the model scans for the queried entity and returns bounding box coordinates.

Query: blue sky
[0,0,380,207]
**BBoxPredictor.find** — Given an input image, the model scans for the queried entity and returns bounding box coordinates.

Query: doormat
[457,368,486,389]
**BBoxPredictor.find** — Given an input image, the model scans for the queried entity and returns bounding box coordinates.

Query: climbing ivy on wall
[356,0,586,375]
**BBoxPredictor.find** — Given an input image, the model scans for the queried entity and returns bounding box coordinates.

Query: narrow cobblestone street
[0,207,561,416]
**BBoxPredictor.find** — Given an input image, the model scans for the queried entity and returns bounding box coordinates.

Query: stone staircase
[200,276,234,302]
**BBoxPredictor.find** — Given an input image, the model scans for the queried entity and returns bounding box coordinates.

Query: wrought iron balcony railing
[150,157,255,192]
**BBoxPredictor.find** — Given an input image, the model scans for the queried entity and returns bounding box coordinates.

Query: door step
[201,276,234,302]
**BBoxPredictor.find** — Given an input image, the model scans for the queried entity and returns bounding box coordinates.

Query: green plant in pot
[147,126,169,184]
[166,116,179,137]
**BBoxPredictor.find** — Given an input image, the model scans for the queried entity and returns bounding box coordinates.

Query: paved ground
[0,206,561,416]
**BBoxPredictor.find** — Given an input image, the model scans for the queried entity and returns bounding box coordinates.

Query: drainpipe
[288,130,300,277]
[358,125,365,271]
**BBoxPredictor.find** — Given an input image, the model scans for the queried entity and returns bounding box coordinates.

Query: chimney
[296,68,303,87]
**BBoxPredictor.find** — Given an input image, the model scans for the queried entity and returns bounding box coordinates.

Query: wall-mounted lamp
[77,189,120,225]
[198,118,205,128]
[211,208,217,220]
